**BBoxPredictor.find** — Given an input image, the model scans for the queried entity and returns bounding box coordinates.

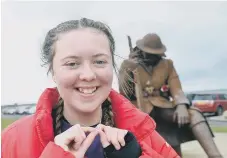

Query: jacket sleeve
[103,132,141,158]
[1,127,18,158]
[167,59,190,107]
[139,130,180,158]
[1,127,75,158]
[39,142,75,158]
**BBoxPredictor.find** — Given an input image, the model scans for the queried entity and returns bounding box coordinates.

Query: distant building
[186,89,227,95]
[1,103,36,109]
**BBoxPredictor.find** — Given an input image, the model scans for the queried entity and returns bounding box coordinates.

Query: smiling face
[52,28,113,113]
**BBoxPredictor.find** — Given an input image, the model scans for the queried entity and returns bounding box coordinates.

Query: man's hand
[173,104,190,128]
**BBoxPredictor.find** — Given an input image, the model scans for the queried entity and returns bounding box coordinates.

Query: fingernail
[96,129,101,133]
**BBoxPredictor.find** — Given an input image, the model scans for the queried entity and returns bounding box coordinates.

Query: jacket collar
[34,88,156,149]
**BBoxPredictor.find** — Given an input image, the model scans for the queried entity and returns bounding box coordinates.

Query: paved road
[208,119,227,127]
[182,133,227,158]
[206,115,227,127]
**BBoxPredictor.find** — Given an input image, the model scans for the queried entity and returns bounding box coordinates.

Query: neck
[63,105,102,127]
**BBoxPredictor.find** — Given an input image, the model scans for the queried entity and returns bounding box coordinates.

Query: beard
[140,52,162,67]
[131,47,162,67]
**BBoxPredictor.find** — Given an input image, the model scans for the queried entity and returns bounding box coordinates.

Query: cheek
[97,66,113,86]
[55,70,78,88]
[52,57,77,88]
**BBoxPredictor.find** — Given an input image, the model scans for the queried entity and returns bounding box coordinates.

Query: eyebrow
[61,56,80,61]
[92,53,110,58]
[61,53,110,61]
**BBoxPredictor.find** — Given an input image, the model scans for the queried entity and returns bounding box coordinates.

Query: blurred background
[1,1,227,157]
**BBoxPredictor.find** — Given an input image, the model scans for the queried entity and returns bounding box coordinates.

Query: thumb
[98,129,110,148]
[80,130,99,152]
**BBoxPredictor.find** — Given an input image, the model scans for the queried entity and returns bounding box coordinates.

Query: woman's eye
[94,60,106,65]
[68,63,75,66]
[65,62,79,68]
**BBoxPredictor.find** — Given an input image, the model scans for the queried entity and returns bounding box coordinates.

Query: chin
[73,101,100,113]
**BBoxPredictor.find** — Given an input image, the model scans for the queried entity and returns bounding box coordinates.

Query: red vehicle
[192,93,227,116]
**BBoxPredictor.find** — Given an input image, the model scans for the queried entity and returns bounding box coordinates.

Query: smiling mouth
[75,87,98,94]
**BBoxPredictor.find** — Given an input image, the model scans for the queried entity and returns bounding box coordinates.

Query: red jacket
[1,88,180,158]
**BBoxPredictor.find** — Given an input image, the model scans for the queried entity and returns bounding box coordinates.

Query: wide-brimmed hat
[136,33,166,56]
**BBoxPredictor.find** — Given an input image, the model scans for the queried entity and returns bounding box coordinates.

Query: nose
[79,63,96,81]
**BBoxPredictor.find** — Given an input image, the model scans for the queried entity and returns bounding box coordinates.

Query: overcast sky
[1,1,227,105]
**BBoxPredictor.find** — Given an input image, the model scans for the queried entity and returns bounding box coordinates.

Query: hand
[54,124,98,158]
[173,104,190,128]
[96,124,128,150]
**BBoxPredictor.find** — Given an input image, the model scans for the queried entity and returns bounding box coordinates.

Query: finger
[80,130,99,152]
[78,125,87,139]
[107,127,121,150]
[79,127,89,141]
[178,116,182,128]
[117,130,128,147]
[73,136,84,151]
[180,116,184,127]
[96,124,109,141]
[184,116,188,124]
[182,116,186,125]
[98,129,110,148]
[185,116,190,124]
[103,126,112,142]
[81,129,86,140]
[62,124,82,145]
[81,126,96,133]
[187,115,190,123]
[73,126,86,150]
[96,124,111,145]
[183,116,186,125]
[96,124,105,130]
[61,144,69,152]
[97,124,121,149]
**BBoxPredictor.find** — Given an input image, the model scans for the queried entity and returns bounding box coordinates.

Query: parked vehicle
[28,106,36,114]
[16,106,32,115]
[192,93,227,116]
[2,105,36,115]
[2,108,17,115]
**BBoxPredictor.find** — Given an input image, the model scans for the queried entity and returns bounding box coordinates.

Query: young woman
[2,18,179,158]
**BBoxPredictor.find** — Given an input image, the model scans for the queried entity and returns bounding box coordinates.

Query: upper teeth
[78,87,97,94]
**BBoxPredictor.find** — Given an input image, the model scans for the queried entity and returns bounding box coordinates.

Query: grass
[211,126,227,133]
[2,117,227,133]
[1,118,18,130]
